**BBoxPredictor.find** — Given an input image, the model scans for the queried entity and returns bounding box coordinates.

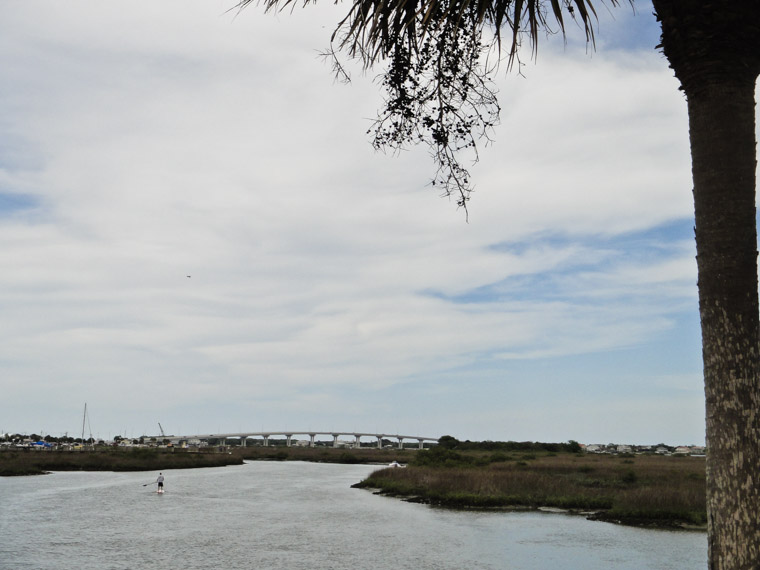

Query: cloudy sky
[1,0,722,445]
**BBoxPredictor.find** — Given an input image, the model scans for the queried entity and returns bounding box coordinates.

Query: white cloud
[0,0,706,444]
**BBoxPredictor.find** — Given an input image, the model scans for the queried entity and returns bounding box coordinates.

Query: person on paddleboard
[156,473,164,492]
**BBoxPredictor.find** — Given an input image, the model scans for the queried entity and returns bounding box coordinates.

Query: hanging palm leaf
[237,0,620,209]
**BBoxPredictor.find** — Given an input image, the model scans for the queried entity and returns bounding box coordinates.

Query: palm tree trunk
[653,2,760,567]
[689,75,760,570]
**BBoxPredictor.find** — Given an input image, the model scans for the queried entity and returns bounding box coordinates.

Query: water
[0,461,706,569]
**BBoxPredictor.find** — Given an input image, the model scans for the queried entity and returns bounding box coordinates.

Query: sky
[0,0,733,446]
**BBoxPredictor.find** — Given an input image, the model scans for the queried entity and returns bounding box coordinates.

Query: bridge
[152,431,440,450]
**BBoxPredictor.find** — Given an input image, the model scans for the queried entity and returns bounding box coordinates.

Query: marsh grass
[1,445,412,476]
[355,453,706,528]
[0,449,242,475]
[235,446,411,464]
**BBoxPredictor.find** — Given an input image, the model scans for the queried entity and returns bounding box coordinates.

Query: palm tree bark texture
[653,1,760,568]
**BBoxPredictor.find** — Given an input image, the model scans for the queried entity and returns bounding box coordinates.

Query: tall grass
[0,445,412,476]
[0,449,242,475]
[355,453,706,528]
[235,445,411,464]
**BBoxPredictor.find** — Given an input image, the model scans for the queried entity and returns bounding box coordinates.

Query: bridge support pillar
[241,437,247,448]
[417,439,424,450]
[309,434,316,447]
[286,435,292,447]
[332,434,339,448]
[355,435,361,449]
[263,435,269,447]
[397,438,404,450]
[376,436,383,449]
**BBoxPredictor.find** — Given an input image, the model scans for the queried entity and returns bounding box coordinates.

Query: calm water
[0,461,706,569]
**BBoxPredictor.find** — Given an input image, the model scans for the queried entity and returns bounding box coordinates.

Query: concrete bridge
[154,431,439,450]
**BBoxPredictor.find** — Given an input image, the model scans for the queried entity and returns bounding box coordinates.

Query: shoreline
[351,451,707,532]
[358,485,707,531]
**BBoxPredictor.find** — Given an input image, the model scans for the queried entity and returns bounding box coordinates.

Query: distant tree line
[437,436,582,453]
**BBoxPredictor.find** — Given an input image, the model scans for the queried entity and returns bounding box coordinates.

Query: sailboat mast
[81,403,87,446]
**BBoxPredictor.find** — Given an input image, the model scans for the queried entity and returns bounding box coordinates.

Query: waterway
[0,461,706,569]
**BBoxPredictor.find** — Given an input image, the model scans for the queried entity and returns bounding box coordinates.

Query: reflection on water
[0,461,706,570]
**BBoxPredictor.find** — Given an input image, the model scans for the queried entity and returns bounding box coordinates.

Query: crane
[157,422,173,447]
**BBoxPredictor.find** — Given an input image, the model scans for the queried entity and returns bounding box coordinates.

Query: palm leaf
[237,0,625,65]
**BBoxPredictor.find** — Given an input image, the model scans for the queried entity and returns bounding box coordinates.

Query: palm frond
[238,0,625,68]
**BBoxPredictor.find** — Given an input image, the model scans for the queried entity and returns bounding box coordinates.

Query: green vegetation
[437,436,582,453]
[0,448,242,476]
[354,450,706,529]
[0,445,412,476]
[234,445,411,465]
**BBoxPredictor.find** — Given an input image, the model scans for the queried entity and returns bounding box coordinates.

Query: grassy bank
[353,450,706,529]
[0,445,410,476]
[233,445,412,465]
[0,448,242,476]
